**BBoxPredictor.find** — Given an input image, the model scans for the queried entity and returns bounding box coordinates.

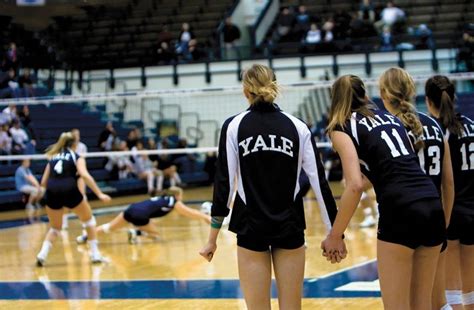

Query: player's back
[47,149,79,190]
[132,195,177,219]
[345,109,439,206]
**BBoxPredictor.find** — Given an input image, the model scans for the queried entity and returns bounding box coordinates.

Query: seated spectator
[375,1,405,33]
[10,119,35,154]
[71,128,87,155]
[187,39,206,62]
[294,5,313,38]
[18,68,35,97]
[222,17,241,59]
[1,103,18,125]
[15,159,44,222]
[131,141,164,195]
[157,24,174,45]
[380,26,395,51]
[414,24,434,49]
[323,19,335,42]
[0,124,12,156]
[457,25,474,72]
[105,141,133,180]
[358,0,375,23]
[18,105,37,143]
[126,127,141,150]
[155,138,182,187]
[176,23,196,58]
[157,42,176,65]
[0,69,21,99]
[98,121,116,151]
[305,23,322,44]
[277,7,295,39]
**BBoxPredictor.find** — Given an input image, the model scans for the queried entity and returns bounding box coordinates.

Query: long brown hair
[379,67,424,150]
[425,75,462,136]
[242,64,280,104]
[327,75,374,133]
[45,132,76,158]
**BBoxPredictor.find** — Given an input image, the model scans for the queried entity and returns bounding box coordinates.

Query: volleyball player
[36,132,111,266]
[322,75,446,309]
[76,186,210,244]
[425,75,474,310]
[380,68,455,310]
[199,64,340,310]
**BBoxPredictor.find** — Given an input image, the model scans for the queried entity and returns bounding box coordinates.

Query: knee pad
[49,228,61,237]
[441,304,453,310]
[82,216,97,228]
[463,292,474,305]
[446,290,463,305]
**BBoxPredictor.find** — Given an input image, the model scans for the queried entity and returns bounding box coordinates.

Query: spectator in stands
[157,42,176,65]
[126,127,141,149]
[222,17,241,59]
[1,103,18,125]
[18,105,37,144]
[131,141,164,195]
[10,119,34,154]
[5,42,18,71]
[323,19,335,43]
[294,5,312,39]
[358,0,375,23]
[157,24,174,45]
[105,140,133,180]
[414,24,434,50]
[98,121,116,151]
[277,7,295,40]
[15,159,44,222]
[187,39,206,61]
[375,1,405,33]
[457,25,474,72]
[380,26,395,51]
[72,128,87,155]
[18,68,35,97]
[333,10,352,39]
[305,23,322,45]
[0,124,12,156]
[176,23,196,59]
[0,69,21,99]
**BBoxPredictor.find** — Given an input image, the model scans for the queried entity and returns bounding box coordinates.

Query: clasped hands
[320,233,347,264]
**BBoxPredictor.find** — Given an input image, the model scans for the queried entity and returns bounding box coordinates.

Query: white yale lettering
[239,135,294,157]
[359,114,400,132]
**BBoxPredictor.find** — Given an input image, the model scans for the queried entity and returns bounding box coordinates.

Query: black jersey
[445,114,474,215]
[212,102,338,238]
[335,109,439,206]
[47,149,80,190]
[406,112,445,193]
[128,195,177,219]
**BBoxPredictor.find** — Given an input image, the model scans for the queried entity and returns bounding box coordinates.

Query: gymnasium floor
[0,184,383,309]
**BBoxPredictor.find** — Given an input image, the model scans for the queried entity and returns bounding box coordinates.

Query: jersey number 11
[381,129,410,158]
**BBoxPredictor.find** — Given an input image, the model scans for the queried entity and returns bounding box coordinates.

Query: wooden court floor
[0,184,383,309]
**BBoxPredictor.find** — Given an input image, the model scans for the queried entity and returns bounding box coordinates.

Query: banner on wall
[17,0,46,6]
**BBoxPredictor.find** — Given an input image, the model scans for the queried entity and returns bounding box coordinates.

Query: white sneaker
[127,229,138,244]
[76,235,88,244]
[359,215,376,228]
[90,251,104,264]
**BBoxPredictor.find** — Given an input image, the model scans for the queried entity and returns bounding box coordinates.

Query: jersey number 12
[460,142,474,171]
[381,129,410,158]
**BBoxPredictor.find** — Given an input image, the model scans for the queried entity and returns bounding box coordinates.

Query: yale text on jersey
[239,134,294,157]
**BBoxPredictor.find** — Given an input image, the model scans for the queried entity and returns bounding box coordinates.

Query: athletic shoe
[36,256,45,267]
[90,251,104,264]
[128,229,138,244]
[76,235,88,244]
[359,215,376,228]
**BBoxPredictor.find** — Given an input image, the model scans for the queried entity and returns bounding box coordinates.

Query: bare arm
[40,164,50,188]
[174,201,211,224]
[441,139,454,226]
[76,157,111,201]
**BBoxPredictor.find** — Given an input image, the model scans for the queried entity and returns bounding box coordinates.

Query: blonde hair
[242,64,280,104]
[164,186,183,199]
[379,67,424,151]
[327,75,374,133]
[45,132,76,158]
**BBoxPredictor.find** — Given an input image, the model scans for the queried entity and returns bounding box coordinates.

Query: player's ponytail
[242,64,280,104]
[46,132,76,158]
[327,75,374,133]
[425,75,463,136]
[379,67,424,151]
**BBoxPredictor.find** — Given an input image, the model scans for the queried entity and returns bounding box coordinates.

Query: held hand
[199,242,217,262]
[321,234,347,264]
[98,193,111,202]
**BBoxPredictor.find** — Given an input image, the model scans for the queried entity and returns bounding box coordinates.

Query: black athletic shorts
[447,210,474,245]
[377,198,446,250]
[123,206,150,226]
[45,187,84,210]
[237,231,305,252]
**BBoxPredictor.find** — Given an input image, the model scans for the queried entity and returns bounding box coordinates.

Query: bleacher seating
[0,103,210,209]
